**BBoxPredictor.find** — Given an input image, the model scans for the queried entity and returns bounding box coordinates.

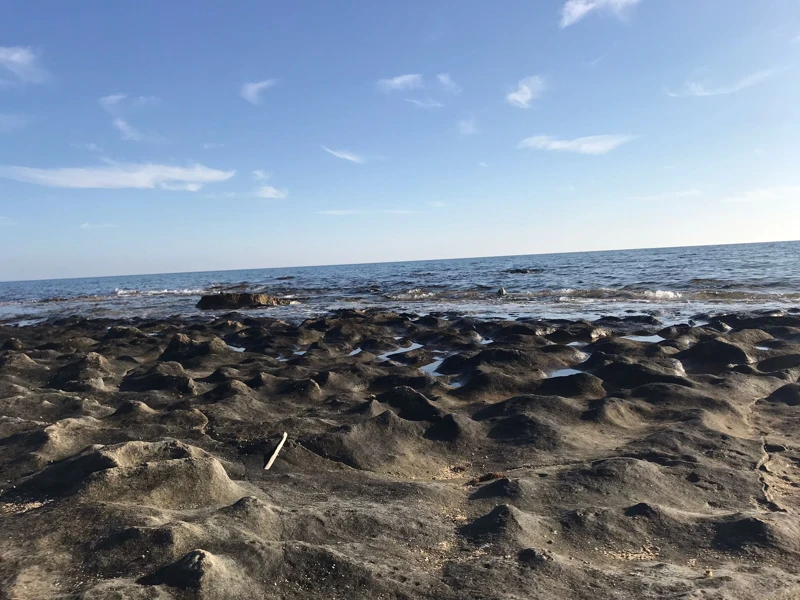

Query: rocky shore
[2,309,800,598]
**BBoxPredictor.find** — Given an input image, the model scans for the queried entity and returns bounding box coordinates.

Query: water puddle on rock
[378,342,423,361]
[227,345,246,353]
[622,335,665,343]
[348,348,362,356]
[420,359,444,376]
[548,368,582,378]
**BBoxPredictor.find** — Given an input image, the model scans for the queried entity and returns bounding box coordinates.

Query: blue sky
[1,0,799,280]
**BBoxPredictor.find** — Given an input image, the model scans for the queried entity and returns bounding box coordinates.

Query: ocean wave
[114,288,207,298]
[387,288,439,300]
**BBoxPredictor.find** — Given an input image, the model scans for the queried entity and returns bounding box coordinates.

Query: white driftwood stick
[264,432,288,470]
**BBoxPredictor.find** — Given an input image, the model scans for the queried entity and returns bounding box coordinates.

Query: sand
[1,309,800,598]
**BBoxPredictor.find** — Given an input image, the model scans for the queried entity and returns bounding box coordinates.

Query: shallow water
[1,240,799,324]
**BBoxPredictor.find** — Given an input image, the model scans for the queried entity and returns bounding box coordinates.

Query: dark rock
[377,386,444,422]
[196,292,291,310]
[677,337,752,366]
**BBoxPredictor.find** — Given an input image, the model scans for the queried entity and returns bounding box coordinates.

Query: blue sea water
[1,241,798,325]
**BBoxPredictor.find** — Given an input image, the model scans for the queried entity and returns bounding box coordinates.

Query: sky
[1,0,799,281]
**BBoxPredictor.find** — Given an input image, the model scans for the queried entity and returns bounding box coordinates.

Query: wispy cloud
[506,76,546,108]
[0,114,29,133]
[317,209,415,216]
[70,142,103,152]
[0,216,17,226]
[719,186,800,204]
[377,74,423,92]
[100,94,161,141]
[99,94,126,112]
[518,134,637,155]
[256,185,288,199]
[0,162,235,191]
[437,73,462,94]
[560,0,641,28]
[240,80,277,104]
[667,68,779,97]
[252,169,270,180]
[404,98,444,109]
[457,117,478,135]
[112,118,144,141]
[99,94,159,114]
[432,201,446,208]
[0,46,48,83]
[630,189,704,201]
[203,142,225,150]
[80,222,116,230]
[322,146,365,164]
[478,161,488,168]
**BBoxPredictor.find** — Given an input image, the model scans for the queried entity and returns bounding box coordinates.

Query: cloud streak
[0,162,235,190]
[404,98,444,109]
[560,0,641,28]
[377,74,422,92]
[518,134,637,155]
[113,118,144,141]
[457,117,478,135]
[667,69,778,97]
[256,185,288,199]
[321,146,365,164]
[719,186,800,204]
[80,222,117,230]
[437,73,462,94]
[240,80,277,104]
[506,76,546,108]
[0,46,48,83]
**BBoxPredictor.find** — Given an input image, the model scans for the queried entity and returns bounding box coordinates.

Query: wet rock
[196,292,291,310]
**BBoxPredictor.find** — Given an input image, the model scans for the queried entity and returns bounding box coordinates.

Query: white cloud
[0,216,17,226]
[630,189,704,201]
[0,162,235,190]
[112,118,145,141]
[252,169,270,180]
[322,146,365,164]
[506,76,546,108]
[517,134,637,155]
[478,161,488,168]
[0,114,29,133]
[240,80,277,104]
[70,142,103,152]
[667,69,778,97]
[437,73,462,94]
[256,185,288,199]
[80,222,116,230]
[432,201,446,208]
[99,94,127,112]
[377,74,423,92]
[560,0,641,28]
[404,98,444,109]
[719,186,800,204]
[0,46,48,83]
[160,182,203,192]
[203,142,225,149]
[457,117,478,135]
[317,209,366,216]
[99,94,159,113]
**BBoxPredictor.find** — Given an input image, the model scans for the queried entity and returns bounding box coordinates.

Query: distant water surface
[1,241,798,325]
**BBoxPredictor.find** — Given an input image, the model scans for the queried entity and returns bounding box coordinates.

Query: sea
[1,241,798,326]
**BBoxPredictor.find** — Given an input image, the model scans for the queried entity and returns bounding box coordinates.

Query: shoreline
[2,309,800,598]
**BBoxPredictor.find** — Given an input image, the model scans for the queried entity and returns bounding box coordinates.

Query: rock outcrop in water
[196,292,291,310]
[1,309,800,598]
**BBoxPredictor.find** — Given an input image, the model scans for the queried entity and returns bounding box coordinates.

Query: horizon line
[1,238,798,285]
